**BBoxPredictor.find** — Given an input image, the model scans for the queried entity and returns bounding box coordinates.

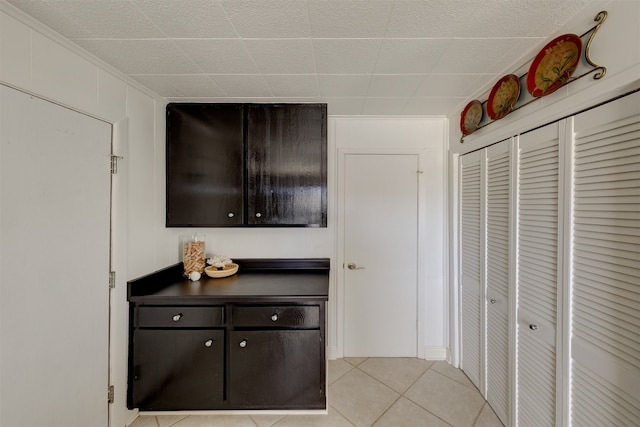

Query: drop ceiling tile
[72,39,201,74]
[317,75,372,97]
[52,0,165,38]
[308,0,395,38]
[321,98,365,115]
[130,75,225,98]
[403,97,465,115]
[220,0,311,38]
[454,1,548,38]
[314,39,382,74]
[374,39,452,74]
[209,74,272,97]
[430,38,523,74]
[6,0,94,38]
[414,74,488,97]
[361,98,408,115]
[243,39,316,74]
[385,0,474,38]
[264,75,319,97]
[133,0,238,38]
[175,39,258,73]
[367,75,425,97]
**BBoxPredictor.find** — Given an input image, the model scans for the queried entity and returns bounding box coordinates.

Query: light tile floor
[129,358,504,427]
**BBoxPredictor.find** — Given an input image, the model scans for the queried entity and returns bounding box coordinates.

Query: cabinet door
[131,329,224,410]
[570,92,640,427]
[229,330,324,409]
[246,104,327,226]
[460,151,483,389]
[166,103,244,226]
[485,141,511,425]
[517,123,560,427]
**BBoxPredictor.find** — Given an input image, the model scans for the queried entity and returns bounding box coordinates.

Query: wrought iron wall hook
[584,11,607,80]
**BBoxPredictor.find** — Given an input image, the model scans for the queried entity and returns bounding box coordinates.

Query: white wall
[445,0,640,366]
[1,4,164,426]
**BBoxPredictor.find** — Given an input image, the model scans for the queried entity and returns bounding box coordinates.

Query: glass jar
[181,235,205,275]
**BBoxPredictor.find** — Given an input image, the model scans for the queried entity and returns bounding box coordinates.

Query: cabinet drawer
[232,305,319,328]
[137,306,224,328]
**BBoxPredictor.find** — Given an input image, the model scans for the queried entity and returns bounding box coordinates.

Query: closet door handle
[529,324,538,331]
[490,299,499,304]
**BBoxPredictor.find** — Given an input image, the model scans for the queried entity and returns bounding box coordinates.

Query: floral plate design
[487,74,521,120]
[527,34,582,97]
[460,100,483,135]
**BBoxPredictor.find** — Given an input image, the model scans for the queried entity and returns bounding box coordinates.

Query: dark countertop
[128,258,330,304]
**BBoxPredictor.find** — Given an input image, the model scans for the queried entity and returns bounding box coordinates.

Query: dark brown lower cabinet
[132,329,225,410]
[229,330,323,409]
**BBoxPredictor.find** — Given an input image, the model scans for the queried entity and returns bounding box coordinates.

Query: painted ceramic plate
[487,74,521,120]
[527,34,582,97]
[460,100,483,135]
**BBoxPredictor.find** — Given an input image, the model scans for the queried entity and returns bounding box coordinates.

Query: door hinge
[110,155,123,174]
[109,271,116,289]
[108,385,114,404]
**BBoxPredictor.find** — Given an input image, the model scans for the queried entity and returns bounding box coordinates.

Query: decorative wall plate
[460,100,483,135]
[487,74,521,120]
[527,33,582,97]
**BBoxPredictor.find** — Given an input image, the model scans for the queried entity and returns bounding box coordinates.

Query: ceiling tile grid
[6,0,596,115]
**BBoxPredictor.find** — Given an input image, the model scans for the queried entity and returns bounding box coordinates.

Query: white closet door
[570,93,640,426]
[517,122,561,427]
[485,141,511,425]
[460,151,483,389]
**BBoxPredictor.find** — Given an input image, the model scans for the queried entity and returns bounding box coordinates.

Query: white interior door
[0,86,111,427]
[343,153,418,357]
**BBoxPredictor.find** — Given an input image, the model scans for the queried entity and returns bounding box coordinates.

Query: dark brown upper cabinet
[166,103,327,227]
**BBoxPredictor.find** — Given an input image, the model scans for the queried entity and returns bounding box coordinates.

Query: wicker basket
[204,263,239,278]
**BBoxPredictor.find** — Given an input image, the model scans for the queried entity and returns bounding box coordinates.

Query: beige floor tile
[156,415,189,427]
[405,370,485,427]
[343,357,367,366]
[129,415,159,427]
[273,406,353,426]
[372,397,451,427]
[328,358,354,384]
[430,361,477,390]
[329,368,399,426]
[473,403,504,427]
[358,357,433,394]
[250,413,286,427]
[172,414,257,426]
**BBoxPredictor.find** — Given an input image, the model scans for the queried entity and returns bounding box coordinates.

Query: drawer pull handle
[172,313,183,322]
[271,314,278,322]
[204,339,213,347]
[529,324,538,331]
[239,339,247,348]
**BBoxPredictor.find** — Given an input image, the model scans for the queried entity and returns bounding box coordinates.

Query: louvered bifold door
[485,141,511,425]
[460,151,483,389]
[517,122,561,427]
[570,92,640,427]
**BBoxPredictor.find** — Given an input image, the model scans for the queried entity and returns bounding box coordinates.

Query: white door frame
[336,147,429,359]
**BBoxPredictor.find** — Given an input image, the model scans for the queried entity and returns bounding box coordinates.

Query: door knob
[490,299,499,304]
[347,263,364,270]
[204,339,213,347]
[239,339,247,348]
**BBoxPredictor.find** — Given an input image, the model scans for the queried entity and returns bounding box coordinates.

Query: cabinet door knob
[271,313,278,322]
[529,324,538,330]
[239,339,247,348]
[255,212,262,218]
[172,313,183,322]
[204,339,213,347]
[227,212,235,218]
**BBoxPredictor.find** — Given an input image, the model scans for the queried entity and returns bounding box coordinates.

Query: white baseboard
[327,346,340,360]
[423,347,448,360]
